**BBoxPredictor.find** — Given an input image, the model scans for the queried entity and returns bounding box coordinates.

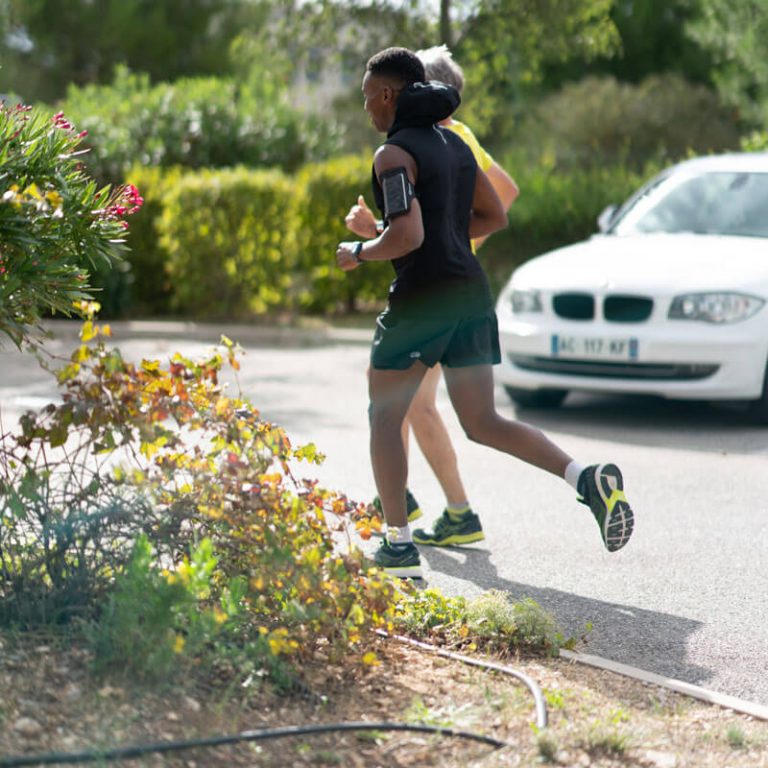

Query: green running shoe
[412,509,484,547]
[372,540,422,579]
[577,463,634,552]
[370,489,423,534]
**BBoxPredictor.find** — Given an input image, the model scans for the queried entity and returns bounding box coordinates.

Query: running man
[345,44,519,547]
[336,47,634,578]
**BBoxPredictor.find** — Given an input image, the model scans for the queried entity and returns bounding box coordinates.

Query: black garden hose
[0,722,507,766]
[0,632,547,766]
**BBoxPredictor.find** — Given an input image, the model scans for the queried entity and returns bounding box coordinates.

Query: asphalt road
[2,320,767,707]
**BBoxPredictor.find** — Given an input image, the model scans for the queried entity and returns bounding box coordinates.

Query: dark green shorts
[370,307,501,370]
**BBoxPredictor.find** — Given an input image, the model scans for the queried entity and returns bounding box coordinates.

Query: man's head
[416,44,464,95]
[362,47,425,133]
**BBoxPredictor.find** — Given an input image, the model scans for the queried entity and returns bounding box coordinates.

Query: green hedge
[122,165,187,315]
[294,155,392,313]
[515,74,740,170]
[158,167,298,319]
[60,67,342,184]
[93,154,668,319]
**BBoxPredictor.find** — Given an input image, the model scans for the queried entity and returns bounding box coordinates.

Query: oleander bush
[0,101,139,346]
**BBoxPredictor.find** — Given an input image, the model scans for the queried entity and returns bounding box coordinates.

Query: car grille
[604,295,653,322]
[552,293,594,320]
[510,355,719,381]
[552,293,654,322]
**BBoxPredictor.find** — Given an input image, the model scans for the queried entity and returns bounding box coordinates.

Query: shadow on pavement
[418,545,712,689]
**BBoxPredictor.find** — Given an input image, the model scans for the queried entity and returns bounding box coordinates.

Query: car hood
[511,233,768,296]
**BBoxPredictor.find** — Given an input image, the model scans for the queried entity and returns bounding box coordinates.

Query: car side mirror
[597,204,619,233]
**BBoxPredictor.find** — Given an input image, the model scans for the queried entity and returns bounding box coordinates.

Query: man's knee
[369,400,404,432]
[457,413,494,445]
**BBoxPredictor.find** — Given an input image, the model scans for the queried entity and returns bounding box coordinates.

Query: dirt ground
[1,632,767,768]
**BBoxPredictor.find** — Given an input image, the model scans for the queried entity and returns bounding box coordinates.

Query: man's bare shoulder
[373,143,417,179]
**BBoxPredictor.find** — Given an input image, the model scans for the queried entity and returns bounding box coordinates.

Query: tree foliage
[0,0,264,103]
[686,0,768,127]
[439,0,621,136]
[542,0,714,90]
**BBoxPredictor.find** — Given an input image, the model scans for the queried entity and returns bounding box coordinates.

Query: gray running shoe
[413,509,484,546]
[578,463,634,552]
[373,540,423,579]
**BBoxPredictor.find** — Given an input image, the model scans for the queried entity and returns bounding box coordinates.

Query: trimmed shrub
[742,131,768,151]
[158,167,298,319]
[120,165,187,317]
[61,67,343,184]
[294,154,392,314]
[518,74,740,170]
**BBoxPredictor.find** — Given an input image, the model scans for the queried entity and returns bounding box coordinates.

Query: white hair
[416,44,465,94]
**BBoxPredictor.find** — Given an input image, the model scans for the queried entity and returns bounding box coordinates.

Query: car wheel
[504,386,568,409]
[747,361,768,425]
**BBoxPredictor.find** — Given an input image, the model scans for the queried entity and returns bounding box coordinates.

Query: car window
[612,171,768,238]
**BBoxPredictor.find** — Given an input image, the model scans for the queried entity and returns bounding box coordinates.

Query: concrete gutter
[41,319,373,348]
[561,650,768,721]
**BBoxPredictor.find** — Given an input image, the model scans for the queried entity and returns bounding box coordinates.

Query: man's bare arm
[337,144,424,271]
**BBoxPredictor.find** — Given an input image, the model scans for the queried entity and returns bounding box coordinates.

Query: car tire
[504,386,568,409]
[747,361,768,425]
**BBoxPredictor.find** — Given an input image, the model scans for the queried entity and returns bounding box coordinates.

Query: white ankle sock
[387,525,412,545]
[564,460,586,492]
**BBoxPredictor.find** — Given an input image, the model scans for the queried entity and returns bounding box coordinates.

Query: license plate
[551,335,638,360]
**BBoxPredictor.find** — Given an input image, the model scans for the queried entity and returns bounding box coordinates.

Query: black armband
[380,167,415,220]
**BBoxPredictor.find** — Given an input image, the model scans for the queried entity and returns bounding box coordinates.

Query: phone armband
[380,167,415,220]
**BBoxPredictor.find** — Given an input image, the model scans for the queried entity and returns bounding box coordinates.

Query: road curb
[42,319,373,348]
[560,649,768,721]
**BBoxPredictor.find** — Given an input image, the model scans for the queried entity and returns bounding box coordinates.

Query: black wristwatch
[352,241,364,264]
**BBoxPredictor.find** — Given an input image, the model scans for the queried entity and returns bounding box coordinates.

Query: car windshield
[611,170,768,238]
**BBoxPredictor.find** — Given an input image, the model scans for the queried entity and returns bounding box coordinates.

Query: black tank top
[372,83,493,316]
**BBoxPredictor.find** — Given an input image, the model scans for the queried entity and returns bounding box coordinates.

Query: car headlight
[668,292,765,323]
[511,289,543,314]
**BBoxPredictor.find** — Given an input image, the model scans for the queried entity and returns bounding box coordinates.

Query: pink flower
[52,111,72,130]
[122,184,144,214]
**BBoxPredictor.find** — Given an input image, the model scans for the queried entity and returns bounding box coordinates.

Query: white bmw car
[495,152,768,422]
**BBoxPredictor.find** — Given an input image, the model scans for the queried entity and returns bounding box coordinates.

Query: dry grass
[1,633,767,767]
